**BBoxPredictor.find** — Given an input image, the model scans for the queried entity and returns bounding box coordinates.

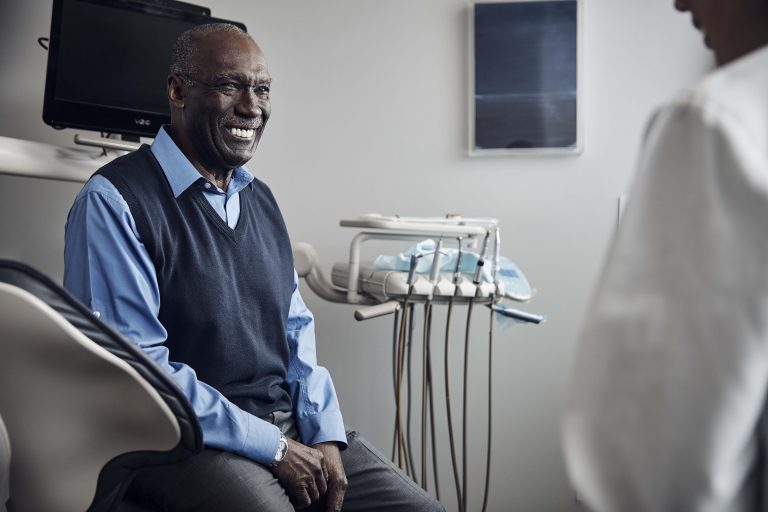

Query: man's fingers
[321,457,330,482]
[289,462,327,507]
[275,439,330,507]
[316,463,329,497]
[325,482,346,512]
[311,442,347,512]
[324,471,348,512]
[305,479,321,503]
[291,486,313,509]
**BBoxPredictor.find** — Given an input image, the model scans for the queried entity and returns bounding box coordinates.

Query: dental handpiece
[453,237,463,285]
[429,238,444,284]
[406,254,420,287]
[492,227,501,294]
[473,231,491,285]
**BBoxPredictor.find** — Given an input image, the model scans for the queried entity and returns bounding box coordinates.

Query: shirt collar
[150,126,254,198]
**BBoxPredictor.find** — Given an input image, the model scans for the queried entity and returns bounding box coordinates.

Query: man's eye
[256,85,270,96]
[218,82,241,93]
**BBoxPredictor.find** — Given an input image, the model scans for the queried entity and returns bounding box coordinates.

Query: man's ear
[168,74,185,109]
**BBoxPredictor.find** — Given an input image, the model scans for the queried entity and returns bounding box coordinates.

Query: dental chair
[0,415,8,512]
[0,260,202,512]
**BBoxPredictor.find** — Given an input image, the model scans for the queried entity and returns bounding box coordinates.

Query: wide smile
[226,126,256,140]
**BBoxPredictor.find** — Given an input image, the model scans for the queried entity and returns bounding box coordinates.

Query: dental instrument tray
[294,214,539,317]
[329,262,499,304]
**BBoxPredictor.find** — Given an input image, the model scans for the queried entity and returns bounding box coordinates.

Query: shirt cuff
[238,412,283,465]
[296,410,348,449]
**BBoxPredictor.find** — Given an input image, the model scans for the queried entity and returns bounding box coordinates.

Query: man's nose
[673,0,689,12]
[236,90,264,117]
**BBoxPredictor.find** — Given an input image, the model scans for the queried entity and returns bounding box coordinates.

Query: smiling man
[64,23,443,512]
[563,1,768,511]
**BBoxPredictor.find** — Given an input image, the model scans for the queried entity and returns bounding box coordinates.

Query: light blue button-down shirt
[63,127,346,464]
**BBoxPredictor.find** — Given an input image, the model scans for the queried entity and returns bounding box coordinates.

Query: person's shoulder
[643,46,768,157]
[675,46,768,130]
[78,145,155,205]
[95,144,154,178]
[72,174,127,212]
[698,45,768,97]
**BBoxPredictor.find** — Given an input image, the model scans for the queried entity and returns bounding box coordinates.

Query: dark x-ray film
[472,1,579,153]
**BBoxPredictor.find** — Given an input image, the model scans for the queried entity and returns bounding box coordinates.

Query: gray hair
[169,23,252,81]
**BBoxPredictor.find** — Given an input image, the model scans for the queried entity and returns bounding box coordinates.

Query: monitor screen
[43,0,246,138]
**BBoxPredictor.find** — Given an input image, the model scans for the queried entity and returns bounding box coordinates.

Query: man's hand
[313,442,348,512]
[272,438,328,508]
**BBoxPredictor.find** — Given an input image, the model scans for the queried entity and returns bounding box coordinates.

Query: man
[64,23,443,512]
[563,0,768,510]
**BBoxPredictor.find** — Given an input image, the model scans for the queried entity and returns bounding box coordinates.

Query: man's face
[674,0,768,64]
[179,32,272,173]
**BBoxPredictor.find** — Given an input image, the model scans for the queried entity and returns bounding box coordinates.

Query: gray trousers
[125,413,444,512]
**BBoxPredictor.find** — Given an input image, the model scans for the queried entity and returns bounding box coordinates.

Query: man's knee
[128,449,293,511]
[411,493,445,512]
[341,431,446,512]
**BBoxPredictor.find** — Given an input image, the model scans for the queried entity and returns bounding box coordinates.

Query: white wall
[0,0,711,510]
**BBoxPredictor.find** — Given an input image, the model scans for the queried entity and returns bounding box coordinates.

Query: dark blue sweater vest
[97,146,294,418]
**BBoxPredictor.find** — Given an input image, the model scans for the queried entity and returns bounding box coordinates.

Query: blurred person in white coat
[563,0,768,510]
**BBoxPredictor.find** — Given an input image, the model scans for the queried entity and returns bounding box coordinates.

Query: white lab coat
[563,44,768,512]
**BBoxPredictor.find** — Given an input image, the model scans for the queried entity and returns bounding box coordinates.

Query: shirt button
[93,311,101,318]
[204,182,212,189]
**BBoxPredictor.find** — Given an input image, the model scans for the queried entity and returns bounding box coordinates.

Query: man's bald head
[169,23,258,82]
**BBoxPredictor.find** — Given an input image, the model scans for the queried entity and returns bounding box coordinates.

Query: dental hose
[443,237,464,511]
[429,336,440,501]
[479,228,501,511]
[481,301,494,512]
[394,287,413,472]
[393,254,421,474]
[462,299,474,512]
[391,307,400,462]
[406,303,417,480]
[392,304,415,477]
[392,304,404,468]
[418,239,446,495]
[421,302,429,490]
[461,231,490,512]
[419,302,440,498]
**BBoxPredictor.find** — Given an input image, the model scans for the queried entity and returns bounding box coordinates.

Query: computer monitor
[42,0,246,138]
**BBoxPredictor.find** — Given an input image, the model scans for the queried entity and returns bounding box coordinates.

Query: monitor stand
[73,133,141,153]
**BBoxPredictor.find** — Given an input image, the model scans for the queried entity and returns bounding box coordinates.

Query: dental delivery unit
[294,214,544,512]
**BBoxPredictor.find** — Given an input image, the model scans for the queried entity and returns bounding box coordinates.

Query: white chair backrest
[0,283,180,512]
[0,414,9,512]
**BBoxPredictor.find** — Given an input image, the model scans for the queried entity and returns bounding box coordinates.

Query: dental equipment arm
[293,242,372,305]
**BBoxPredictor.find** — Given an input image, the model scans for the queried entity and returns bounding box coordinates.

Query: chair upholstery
[0,414,9,512]
[0,260,202,512]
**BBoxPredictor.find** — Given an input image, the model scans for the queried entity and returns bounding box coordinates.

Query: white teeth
[229,127,254,139]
